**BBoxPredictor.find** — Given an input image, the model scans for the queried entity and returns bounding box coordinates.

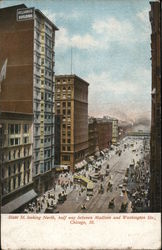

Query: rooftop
[55,74,90,86]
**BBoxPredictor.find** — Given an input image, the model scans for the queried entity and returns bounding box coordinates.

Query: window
[13,177,16,189]
[13,164,16,174]
[62,102,66,107]
[27,172,30,183]
[67,110,71,115]
[18,149,20,158]
[15,138,20,145]
[24,137,29,144]
[8,180,11,192]
[18,174,21,187]
[18,163,21,172]
[67,146,71,151]
[8,151,11,160]
[62,124,66,129]
[68,102,71,107]
[63,109,66,115]
[24,124,29,133]
[62,139,66,143]
[67,139,71,143]
[63,87,66,92]
[41,58,44,65]
[35,164,39,175]
[13,150,16,159]
[8,166,11,176]
[9,124,20,134]
[41,139,44,143]
[62,146,66,151]
[62,155,70,161]
[41,93,44,100]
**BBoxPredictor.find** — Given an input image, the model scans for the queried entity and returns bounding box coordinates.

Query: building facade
[149,1,161,212]
[96,119,112,151]
[103,116,118,144]
[88,117,99,156]
[0,112,35,212]
[0,4,58,196]
[55,75,89,172]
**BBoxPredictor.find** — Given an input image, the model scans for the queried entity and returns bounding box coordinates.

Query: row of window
[2,171,30,195]
[56,86,71,92]
[62,145,71,151]
[57,109,71,115]
[56,79,71,84]
[56,102,71,108]
[8,124,29,135]
[2,160,30,179]
[62,155,70,161]
[2,147,30,162]
[56,94,71,99]
[9,136,30,146]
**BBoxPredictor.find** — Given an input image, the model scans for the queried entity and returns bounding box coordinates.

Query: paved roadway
[57,138,145,213]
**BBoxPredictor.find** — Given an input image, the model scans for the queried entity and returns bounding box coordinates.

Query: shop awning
[75,160,87,170]
[55,165,69,171]
[95,151,100,157]
[1,189,38,214]
[88,156,94,162]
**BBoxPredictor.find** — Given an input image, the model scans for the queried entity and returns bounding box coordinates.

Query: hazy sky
[0,0,153,123]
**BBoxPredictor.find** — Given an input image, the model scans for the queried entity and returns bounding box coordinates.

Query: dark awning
[1,189,38,213]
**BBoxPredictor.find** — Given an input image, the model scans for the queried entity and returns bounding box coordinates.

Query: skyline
[0,0,153,124]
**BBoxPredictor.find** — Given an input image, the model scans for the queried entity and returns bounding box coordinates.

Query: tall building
[55,75,89,172]
[149,1,161,212]
[88,117,99,156]
[103,116,118,144]
[0,4,58,196]
[96,119,112,151]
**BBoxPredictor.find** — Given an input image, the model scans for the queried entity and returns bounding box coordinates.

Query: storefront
[1,189,38,213]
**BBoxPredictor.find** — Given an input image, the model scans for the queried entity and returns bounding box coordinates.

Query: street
[57,137,150,213]
[25,136,150,214]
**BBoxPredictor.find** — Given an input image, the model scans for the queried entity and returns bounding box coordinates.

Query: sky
[0,0,154,124]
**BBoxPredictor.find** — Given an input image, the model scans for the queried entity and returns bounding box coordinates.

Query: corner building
[55,75,89,172]
[0,4,58,196]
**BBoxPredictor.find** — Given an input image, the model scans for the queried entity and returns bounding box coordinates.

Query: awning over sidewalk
[75,160,87,170]
[1,189,38,214]
[55,165,69,171]
[95,151,100,157]
[88,156,94,162]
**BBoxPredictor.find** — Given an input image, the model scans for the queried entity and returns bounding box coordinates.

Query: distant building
[88,117,99,156]
[0,4,58,201]
[103,116,118,144]
[55,75,89,172]
[149,1,161,212]
[96,119,112,151]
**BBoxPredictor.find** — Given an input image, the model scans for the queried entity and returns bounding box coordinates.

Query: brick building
[96,119,112,151]
[88,117,99,156]
[149,1,161,212]
[55,75,89,172]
